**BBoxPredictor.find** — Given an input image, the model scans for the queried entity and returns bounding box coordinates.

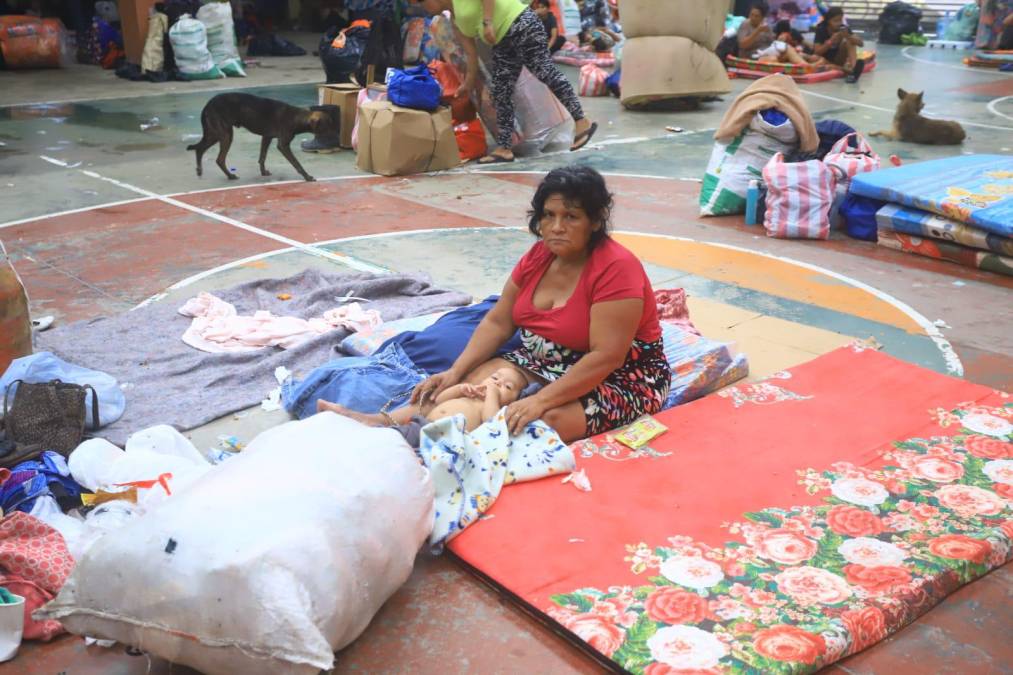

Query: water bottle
[745,180,760,226]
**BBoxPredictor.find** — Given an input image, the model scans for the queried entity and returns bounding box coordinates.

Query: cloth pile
[618,0,730,108]
[179,292,381,353]
[35,270,470,445]
[850,154,1013,277]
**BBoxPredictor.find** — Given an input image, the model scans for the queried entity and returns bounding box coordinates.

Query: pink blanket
[178,292,382,353]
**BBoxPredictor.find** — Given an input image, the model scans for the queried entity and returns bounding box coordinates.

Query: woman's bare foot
[477,147,515,164]
[316,400,386,426]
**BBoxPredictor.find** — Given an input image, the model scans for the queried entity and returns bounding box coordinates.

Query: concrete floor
[0,39,1011,674]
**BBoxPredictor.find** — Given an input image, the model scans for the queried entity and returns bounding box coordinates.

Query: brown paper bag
[318,83,363,148]
[356,100,460,177]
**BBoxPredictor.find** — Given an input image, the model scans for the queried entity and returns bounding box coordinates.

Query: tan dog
[871,89,966,145]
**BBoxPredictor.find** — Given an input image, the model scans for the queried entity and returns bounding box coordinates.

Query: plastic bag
[196,2,245,77]
[455,119,488,160]
[762,152,838,239]
[68,426,211,508]
[699,112,797,216]
[168,13,224,80]
[579,63,608,96]
[388,64,442,111]
[320,24,368,84]
[41,413,435,675]
[0,352,125,429]
[350,85,388,151]
[140,11,167,73]
[0,15,63,69]
[878,1,922,44]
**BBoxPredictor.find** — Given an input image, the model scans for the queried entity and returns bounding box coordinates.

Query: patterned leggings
[491,8,585,149]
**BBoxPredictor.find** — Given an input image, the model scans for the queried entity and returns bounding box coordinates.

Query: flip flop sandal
[477,154,515,165]
[570,122,599,152]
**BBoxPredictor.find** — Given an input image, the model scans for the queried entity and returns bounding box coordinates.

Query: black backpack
[878,1,922,44]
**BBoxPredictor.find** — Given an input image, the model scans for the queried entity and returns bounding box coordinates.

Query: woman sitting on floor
[812,6,866,83]
[740,3,823,67]
[320,165,672,443]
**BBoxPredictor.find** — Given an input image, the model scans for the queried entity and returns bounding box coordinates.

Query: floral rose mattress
[448,345,1012,673]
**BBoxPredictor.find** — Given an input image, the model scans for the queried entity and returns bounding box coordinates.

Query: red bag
[0,16,62,69]
[429,60,476,123]
[455,119,488,161]
[578,63,608,97]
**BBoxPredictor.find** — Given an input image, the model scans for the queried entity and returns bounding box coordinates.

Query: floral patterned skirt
[502,329,672,436]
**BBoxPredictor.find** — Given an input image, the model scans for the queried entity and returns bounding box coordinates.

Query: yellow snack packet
[614,416,668,449]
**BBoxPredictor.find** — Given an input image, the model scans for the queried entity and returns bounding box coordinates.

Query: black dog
[187,93,335,182]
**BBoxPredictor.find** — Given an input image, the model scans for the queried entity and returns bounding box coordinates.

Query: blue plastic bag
[840,193,885,242]
[1,352,125,429]
[388,63,442,111]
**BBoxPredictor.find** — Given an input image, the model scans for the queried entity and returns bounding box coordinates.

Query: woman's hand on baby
[411,370,460,404]
[504,397,548,436]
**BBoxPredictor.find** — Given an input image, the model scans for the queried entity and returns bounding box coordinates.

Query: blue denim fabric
[281,342,427,420]
[377,296,523,375]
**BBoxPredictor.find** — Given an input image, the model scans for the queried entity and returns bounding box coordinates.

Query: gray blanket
[38,270,471,446]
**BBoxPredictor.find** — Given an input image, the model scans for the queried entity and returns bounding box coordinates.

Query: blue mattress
[850,155,1013,238]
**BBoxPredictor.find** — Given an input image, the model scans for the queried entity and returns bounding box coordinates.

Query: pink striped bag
[578,63,608,97]
[824,132,880,181]
[762,152,838,240]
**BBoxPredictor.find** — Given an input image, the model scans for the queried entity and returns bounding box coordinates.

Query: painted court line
[802,90,1013,132]
[133,226,963,377]
[78,169,387,274]
[986,96,1013,123]
[901,46,1013,76]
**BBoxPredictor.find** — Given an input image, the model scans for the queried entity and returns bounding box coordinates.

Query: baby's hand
[461,383,486,399]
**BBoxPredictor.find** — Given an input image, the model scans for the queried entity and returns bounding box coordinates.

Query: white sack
[196,1,246,76]
[40,413,435,675]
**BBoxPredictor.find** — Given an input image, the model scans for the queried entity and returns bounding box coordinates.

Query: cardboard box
[356,101,461,177]
[318,83,362,149]
[620,36,730,109]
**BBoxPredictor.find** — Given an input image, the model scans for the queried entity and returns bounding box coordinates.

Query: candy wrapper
[614,416,668,449]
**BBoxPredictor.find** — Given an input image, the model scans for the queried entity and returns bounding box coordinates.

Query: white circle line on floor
[986,96,1013,122]
[900,45,1013,76]
[802,90,1013,132]
[0,170,694,231]
[133,226,964,376]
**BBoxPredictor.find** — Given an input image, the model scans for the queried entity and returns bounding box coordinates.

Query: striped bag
[762,153,838,240]
[579,63,609,97]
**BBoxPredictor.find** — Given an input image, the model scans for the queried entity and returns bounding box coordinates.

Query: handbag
[2,379,99,454]
[762,153,840,240]
[388,63,442,111]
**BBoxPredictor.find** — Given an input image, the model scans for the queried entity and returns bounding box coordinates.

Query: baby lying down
[316,366,529,447]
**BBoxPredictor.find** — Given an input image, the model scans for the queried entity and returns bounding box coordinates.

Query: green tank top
[452,0,526,45]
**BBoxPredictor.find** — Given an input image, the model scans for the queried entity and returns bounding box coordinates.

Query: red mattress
[449,346,1012,673]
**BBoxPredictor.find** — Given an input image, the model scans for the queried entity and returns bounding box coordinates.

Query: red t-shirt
[510,238,662,353]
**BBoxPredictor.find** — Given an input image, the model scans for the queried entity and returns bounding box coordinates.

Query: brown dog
[187,93,336,181]
[871,89,966,145]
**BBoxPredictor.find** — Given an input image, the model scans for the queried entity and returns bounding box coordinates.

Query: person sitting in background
[813,6,866,83]
[577,0,621,42]
[754,17,826,65]
[738,3,775,55]
[578,27,614,51]
[533,0,565,54]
